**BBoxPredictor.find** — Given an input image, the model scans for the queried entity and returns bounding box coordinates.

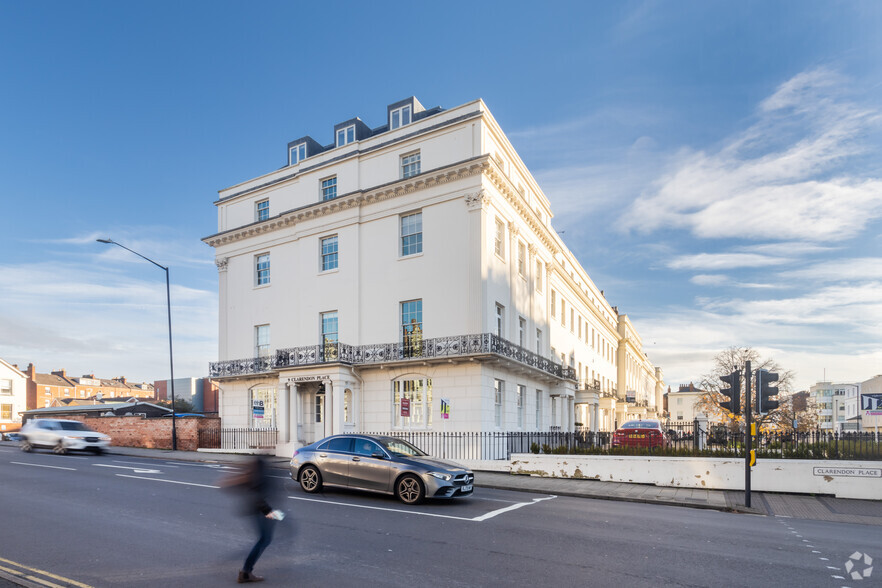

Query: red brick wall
[65,415,221,452]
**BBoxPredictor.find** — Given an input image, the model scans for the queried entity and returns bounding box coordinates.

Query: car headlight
[428,472,452,481]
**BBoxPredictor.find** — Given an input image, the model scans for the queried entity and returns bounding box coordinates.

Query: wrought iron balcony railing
[210,333,576,381]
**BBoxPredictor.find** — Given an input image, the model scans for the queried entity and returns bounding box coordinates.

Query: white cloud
[738,242,837,257]
[667,253,790,270]
[780,258,882,282]
[689,274,780,289]
[0,260,216,383]
[621,68,882,242]
[690,274,729,286]
[636,284,882,391]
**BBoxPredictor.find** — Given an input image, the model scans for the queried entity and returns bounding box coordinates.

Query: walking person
[225,456,282,583]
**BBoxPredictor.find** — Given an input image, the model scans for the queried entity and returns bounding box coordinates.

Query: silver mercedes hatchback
[290,434,474,504]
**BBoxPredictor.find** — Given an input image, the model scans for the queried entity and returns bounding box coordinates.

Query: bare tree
[694,346,796,427]
[767,391,820,432]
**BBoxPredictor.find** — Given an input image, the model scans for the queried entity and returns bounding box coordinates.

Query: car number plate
[460,484,473,492]
[629,434,645,438]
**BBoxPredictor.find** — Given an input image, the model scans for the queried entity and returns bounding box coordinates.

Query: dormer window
[336,125,355,147]
[290,143,307,165]
[390,105,411,130]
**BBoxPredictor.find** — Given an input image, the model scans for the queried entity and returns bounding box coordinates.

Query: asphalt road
[0,445,879,587]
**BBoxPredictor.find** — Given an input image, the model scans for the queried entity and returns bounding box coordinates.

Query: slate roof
[32,372,77,387]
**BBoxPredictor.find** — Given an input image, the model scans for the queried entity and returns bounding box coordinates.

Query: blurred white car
[20,419,111,455]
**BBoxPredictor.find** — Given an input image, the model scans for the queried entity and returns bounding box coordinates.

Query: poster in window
[401,397,410,417]
[440,398,450,419]
[253,399,265,419]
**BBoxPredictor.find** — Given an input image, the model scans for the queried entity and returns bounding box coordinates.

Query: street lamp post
[97,239,177,450]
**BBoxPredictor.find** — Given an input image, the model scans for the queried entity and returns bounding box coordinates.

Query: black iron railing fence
[195,423,881,461]
[367,425,882,461]
[198,427,278,450]
[210,333,577,381]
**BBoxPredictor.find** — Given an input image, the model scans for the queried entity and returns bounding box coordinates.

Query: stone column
[278,381,290,443]
[695,415,708,450]
[508,222,520,338]
[465,189,490,334]
[290,382,301,444]
[324,378,342,436]
[215,257,229,360]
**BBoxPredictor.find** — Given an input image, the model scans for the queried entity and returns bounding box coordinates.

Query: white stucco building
[204,96,663,455]
[0,358,27,434]
[665,384,712,423]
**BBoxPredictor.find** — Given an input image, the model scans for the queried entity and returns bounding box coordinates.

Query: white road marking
[287,496,475,520]
[287,494,556,522]
[113,459,179,468]
[832,575,844,579]
[472,496,557,521]
[164,462,238,470]
[827,566,840,570]
[11,461,76,471]
[94,464,162,474]
[115,474,219,488]
[466,496,524,504]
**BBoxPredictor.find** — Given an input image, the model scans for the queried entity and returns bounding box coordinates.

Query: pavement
[98,445,882,526]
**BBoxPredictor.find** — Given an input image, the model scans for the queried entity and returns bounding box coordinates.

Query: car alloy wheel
[20,439,32,452]
[53,441,67,455]
[396,474,424,505]
[299,465,322,493]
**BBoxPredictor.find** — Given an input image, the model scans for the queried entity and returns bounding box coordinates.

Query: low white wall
[504,454,881,500]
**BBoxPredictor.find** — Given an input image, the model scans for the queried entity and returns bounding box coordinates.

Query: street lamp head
[96,238,113,244]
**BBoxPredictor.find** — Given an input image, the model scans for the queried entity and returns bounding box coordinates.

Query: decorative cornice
[527,243,537,256]
[508,221,520,237]
[203,157,490,248]
[484,160,560,257]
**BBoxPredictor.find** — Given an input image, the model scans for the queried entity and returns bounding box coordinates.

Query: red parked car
[612,420,668,449]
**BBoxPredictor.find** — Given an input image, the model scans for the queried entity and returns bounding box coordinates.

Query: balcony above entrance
[210,333,577,382]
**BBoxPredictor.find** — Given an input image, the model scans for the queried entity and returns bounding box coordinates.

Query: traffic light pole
[745,360,752,508]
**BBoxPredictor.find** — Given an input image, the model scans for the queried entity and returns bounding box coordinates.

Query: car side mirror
[371,452,386,459]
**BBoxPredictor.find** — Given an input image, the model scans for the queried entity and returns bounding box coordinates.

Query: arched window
[392,375,432,430]
[249,385,277,428]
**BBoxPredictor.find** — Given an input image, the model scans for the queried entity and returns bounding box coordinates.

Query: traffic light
[757,369,779,413]
[719,370,741,415]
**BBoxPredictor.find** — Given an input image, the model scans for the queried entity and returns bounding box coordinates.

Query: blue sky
[1,1,879,391]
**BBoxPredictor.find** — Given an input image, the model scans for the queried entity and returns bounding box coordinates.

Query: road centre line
[287,494,556,522]
[11,461,76,471]
[115,474,220,488]
[0,556,93,588]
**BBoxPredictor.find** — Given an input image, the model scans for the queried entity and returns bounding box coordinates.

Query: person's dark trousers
[244,515,275,573]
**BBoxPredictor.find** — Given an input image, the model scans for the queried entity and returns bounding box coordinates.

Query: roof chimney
[52,369,66,378]
[27,363,36,378]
